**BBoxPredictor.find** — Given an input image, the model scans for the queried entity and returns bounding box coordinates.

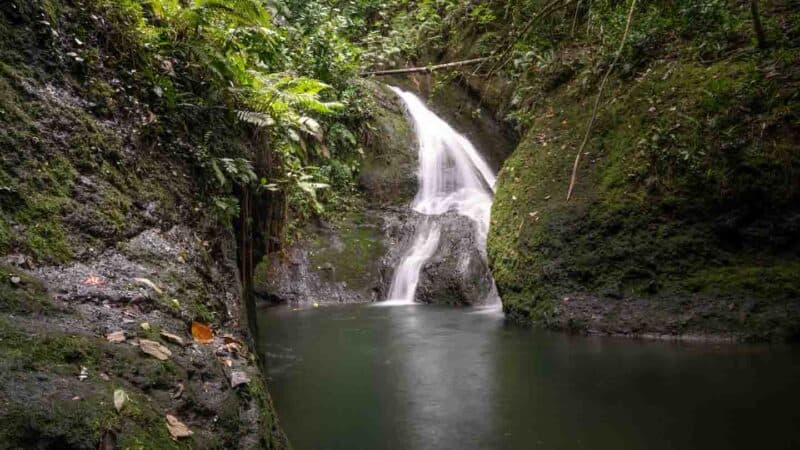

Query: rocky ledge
[0,226,287,448]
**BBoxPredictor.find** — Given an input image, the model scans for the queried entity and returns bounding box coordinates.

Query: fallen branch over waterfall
[360,57,493,76]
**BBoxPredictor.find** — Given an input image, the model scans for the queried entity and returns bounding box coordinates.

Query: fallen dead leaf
[165,414,193,439]
[100,372,111,381]
[223,342,242,354]
[191,322,213,344]
[172,383,184,399]
[230,370,251,388]
[106,331,126,343]
[222,358,233,367]
[221,334,242,346]
[82,275,107,286]
[139,339,172,361]
[160,331,185,346]
[133,277,163,295]
[113,389,127,412]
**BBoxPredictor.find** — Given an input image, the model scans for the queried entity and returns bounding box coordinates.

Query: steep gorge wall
[0,2,288,447]
[398,0,800,340]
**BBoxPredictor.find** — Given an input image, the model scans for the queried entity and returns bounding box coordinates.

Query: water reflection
[259,304,800,450]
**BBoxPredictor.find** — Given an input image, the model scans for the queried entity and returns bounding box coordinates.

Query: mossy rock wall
[257,81,420,306]
[357,81,418,206]
[488,46,800,341]
[0,1,288,447]
[254,211,390,305]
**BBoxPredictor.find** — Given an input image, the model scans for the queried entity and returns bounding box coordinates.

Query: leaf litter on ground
[139,339,172,360]
[165,414,193,439]
[191,321,213,344]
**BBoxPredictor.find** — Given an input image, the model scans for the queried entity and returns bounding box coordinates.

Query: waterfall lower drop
[384,86,498,305]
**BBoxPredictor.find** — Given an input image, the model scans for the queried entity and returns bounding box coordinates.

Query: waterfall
[384,86,497,304]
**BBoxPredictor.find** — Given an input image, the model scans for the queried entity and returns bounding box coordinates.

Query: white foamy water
[384,87,497,304]
[381,220,441,306]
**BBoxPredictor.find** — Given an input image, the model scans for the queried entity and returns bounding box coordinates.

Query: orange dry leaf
[191,322,213,344]
[82,276,106,286]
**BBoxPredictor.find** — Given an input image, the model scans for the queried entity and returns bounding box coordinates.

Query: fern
[135,0,360,220]
[236,110,276,128]
[197,0,272,28]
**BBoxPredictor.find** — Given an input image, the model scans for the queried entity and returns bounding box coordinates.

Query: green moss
[136,322,161,341]
[0,314,190,448]
[247,373,287,449]
[101,185,133,233]
[86,78,117,115]
[33,156,77,197]
[684,262,800,301]
[0,217,9,254]
[0,395,117,449]
[0,67,35,127]
[13,193,72,263]
[189,301,216,323]
[215,391,242,446]
[0,265,57,314]
[114,391,186,450]
[0,362,184,450]
[308,213,386,291]
[0,153,79,263]
[0,321,100,372]
[488,41,800,335]
[358,81,417,206]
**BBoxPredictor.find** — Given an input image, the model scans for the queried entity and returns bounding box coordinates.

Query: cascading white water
[384,86,497,304]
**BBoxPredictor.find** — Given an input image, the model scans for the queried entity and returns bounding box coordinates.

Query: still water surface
[258,304,800,450]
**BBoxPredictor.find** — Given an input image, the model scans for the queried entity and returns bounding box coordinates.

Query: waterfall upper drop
[385,86,498,305]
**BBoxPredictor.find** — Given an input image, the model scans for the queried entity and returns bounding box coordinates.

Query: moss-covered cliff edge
[482,2,800,341]
[360,0,800,341]
[0,1,289,447]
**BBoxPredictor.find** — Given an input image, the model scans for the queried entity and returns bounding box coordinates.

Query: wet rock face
[357,82,418,206]
[257,83,499,308]
[255,210,401,306]
[1,226,287,449]
[255,82,419,307]
[414,213,494,306]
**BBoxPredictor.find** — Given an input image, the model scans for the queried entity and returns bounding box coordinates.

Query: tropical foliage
[76,0,381,230]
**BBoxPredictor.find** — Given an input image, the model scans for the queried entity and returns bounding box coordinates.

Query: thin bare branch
[567,0,637,201]
[361,57,493,76]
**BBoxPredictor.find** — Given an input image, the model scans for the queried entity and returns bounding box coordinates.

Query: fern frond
[196,0,271,28]
[236,110,276,128]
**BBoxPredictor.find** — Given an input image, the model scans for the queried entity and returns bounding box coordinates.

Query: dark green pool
[258,303,800,450]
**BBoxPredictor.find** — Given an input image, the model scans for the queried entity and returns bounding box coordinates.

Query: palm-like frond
[195,0,272,28]
[236,110,276,128]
